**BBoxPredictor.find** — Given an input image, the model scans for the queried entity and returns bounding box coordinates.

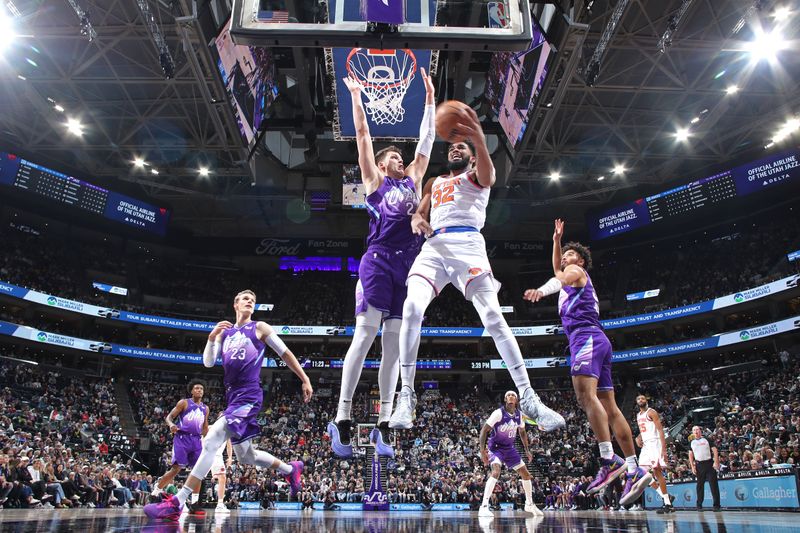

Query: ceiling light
[725,85,739,95]
[771,117,800,144]
[772,6,792,20]
[54,104,65,113]
[597,176,605,181]
[198,167,210,177]
[747,29,787,63]
[690,117,700,124]
[133,158,145,168]
[549,171,561,180]
[612,164,626,175]
[17,74,25,80]
[65,118,83,136]
[675,127,691,141]
[0,10,16,54]
[151,169,159,175]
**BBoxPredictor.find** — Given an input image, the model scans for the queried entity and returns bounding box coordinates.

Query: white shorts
[639,441,667,469]
[407,231,500,299]
[211,456,226,476]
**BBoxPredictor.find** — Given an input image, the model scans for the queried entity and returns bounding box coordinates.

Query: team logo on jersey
[468,267,483,276]
[223,331,250,353]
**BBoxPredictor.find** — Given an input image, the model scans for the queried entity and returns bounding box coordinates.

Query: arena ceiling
[0,0,797,239]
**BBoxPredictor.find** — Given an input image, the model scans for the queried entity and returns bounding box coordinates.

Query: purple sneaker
[327,421,353,458]
[284,461,304,497]
[370,427,395,458]
[586,456,626,495]
[143,494,182,521]
[619,467,653,506]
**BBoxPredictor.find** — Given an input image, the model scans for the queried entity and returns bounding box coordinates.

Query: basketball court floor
[0,509,794,532]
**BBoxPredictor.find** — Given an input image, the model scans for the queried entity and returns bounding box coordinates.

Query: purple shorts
[224,387,263,445]
[488,445,523,470]
[172,432,202,467]
[568,327,613,391]
[355,246,415,320]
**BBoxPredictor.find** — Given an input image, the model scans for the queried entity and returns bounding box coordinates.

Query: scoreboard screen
[0,152,170,235]
[588,150,800,240]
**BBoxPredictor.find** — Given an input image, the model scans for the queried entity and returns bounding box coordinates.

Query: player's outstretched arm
[256,322,313,403]
[406,68,435,189]
[411,178,435,238]
[204,320,232,367]
[456,106,495,188]
[551,219,564,276]
[166,400,187,434]
[343,74,381,192]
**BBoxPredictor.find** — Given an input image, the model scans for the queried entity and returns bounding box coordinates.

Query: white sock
[482,476,497,506]
[277,461,292,475]
[472,291,532,393]
[625,455,638,474]
[399,277,434,390]
[176,486,192,507]
[659,489,671,505]
[190,492,199,504]
[522,479,533,505]
[336,306,381,422]
[233,440,293,473]
[598,441,614,460]
[378,318,401,424]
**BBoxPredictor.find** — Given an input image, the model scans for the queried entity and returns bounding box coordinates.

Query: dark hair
[563,241,592,270]
[446,139,475,156]
[187,380,206,395]
[375,145,403,165]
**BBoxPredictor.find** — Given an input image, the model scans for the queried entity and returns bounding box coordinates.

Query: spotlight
[54,104,65,113]
[65,118,84,136]
[151,168,159,175]
[133,158,145,168]
[725,85,739,95]
[675,127,691,141]
[771,117,800,144]
[198,167,210,177]
[690,117,700,124]
[772,6,791,20]
[747,29,788,63]
[549,171,561,180]
[597,175,605,181]
[612,164,626,175]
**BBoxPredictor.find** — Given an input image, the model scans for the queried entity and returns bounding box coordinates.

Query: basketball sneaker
[327,420,353,458]
[478,504,494,518]
[519,388,565,432]
[524,502,544,516]
[388,388,416,430]
[284,461,304,497]
[369,427,395,458]
[144,494,182,521]
[619,467,653,506]
[656,504,674,514]
[215,502,230,513]
[586,455,626,495]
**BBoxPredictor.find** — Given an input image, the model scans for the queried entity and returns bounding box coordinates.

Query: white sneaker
[524,503,544,516]
[519,388,566,432]
[216,503,230,513]
[478,505,494,518]
[43,502,54,509]
[122,503,130,509]
[71,495,81,501]
[388,388,417,429]
[151,488,163,497]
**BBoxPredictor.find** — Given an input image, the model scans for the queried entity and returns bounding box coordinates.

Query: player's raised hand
[411,212,433,238]
[301,380,313,403]
[420,68,434,98]
[343,73,364,95]
[209,320,233,340]
[523,289,545,303]
[553,219,564,242]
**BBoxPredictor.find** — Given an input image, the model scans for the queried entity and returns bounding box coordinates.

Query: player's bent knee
[233,442,256,464]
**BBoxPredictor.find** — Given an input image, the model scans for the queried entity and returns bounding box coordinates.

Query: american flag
[257,10,290,23]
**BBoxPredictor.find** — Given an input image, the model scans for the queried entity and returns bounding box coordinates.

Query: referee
[688,425,720,510]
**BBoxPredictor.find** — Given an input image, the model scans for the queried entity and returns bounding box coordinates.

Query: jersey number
[431,184,455,208]
[231,348,246,360]
[639,422,647,433]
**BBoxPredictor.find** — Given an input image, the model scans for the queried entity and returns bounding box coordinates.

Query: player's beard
[446,157,470,173]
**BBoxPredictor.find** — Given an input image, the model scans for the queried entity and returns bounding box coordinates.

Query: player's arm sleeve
[414,104,435,159]
[266,333,289,358]
[485,409,502,428]
[203,339,221,368]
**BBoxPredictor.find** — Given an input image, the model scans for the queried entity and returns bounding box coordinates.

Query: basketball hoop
[346,48,417,125]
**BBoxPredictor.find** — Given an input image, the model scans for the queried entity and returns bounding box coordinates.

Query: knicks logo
[468,267,483,276]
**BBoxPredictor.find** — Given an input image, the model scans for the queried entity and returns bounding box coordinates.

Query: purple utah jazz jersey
[176,399,207,435]
[487,408,522,449]
[365,175,421,251]
[219,321,266,394]
[558,268,602,338]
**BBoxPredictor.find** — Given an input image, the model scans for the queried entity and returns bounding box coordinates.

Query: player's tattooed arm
[479,423,492,465]
[455,106,495,188]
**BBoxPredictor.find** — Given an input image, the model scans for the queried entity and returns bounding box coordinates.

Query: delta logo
[36,332,47,342]
[734,293,745,303]
[740,330,751,341]
[47,296,57,306]
[468,267,483,276]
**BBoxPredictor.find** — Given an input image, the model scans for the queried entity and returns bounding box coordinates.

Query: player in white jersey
[388,105,564,433]
[209,426,232,513]
[635,395,674,513]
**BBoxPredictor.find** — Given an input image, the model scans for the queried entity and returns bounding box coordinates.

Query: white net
[347,49,416,125]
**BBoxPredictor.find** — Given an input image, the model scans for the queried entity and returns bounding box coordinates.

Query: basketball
[435,100,471,142]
